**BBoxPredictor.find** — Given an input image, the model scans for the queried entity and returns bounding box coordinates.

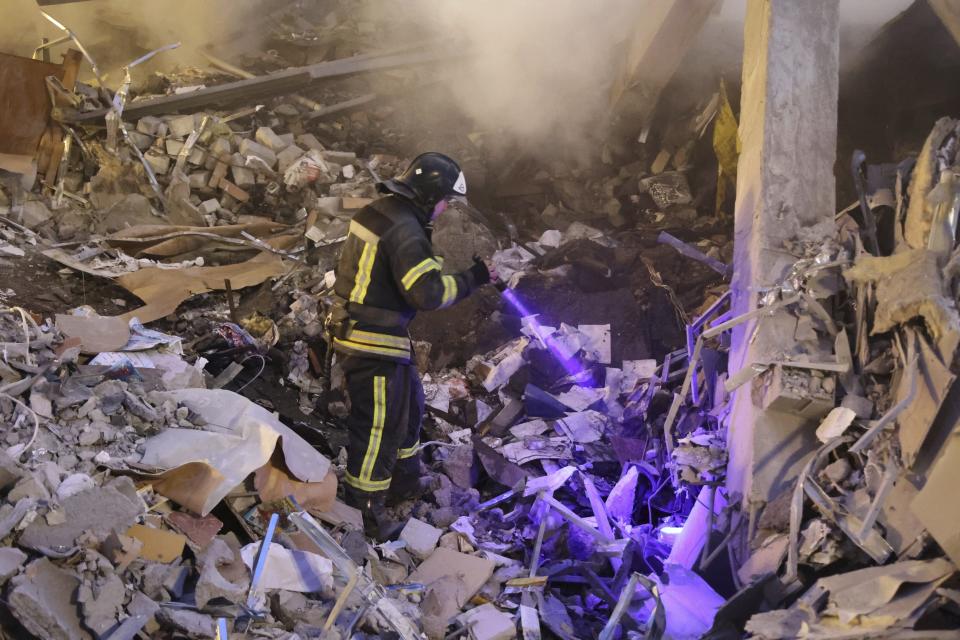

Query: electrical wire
[2,391,40,460]
[234,354,267,392]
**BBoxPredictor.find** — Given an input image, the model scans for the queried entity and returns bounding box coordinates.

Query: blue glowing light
[500,288,584,378]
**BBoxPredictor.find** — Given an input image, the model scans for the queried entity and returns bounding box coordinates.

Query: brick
[199,199,220,215]
[322,150,357,163]
[231,165,256,188]
[219,178,250,203]
[136,116,164,136]
[165,139,184,157]
[208,162,228,188]
[238,138,277,168]
[209,137,232,156]
[276,144,305,174]
[255,127,288,152]
[166,115,196,139]
[296,133,324,152]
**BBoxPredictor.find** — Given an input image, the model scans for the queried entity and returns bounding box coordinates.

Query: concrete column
[726,0,839,509]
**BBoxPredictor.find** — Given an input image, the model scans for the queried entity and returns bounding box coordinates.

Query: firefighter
[326,152,497,540]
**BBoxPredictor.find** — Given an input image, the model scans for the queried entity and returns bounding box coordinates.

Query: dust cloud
[0,0,270,76]
[0,0,918,155]
[368,0,652,155]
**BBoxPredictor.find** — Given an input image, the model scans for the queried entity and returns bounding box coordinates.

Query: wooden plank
[42,49,83,184]
[608,0,718,138]
[0,52,65,171]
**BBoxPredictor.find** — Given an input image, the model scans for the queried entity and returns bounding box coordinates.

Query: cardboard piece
[253,462,337,513]
[410,548,495,627]
[55,314,131,354]
[107,220,290,257]
[911,428,960,565]
[315,500,364,531]
[897,330,955,467]
[801,558,955,628]
[126,524,186,562]
[138,389,331,515]
[115,252,288,323]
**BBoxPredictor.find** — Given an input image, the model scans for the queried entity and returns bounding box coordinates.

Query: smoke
[0,0,270,78]
[369,0,651,156]
[0,0,918,155]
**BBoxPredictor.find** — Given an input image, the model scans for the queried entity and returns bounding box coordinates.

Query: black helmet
[379,152,467,208]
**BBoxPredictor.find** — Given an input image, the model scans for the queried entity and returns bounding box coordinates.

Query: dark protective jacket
[330,194,486,362]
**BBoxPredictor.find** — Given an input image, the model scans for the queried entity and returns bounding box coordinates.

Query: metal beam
[67,48,445,123]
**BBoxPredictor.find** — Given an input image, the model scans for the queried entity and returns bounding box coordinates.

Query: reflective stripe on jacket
[332,195,482,362]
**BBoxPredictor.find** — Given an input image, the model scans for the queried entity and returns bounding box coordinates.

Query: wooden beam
[608,0,719,139]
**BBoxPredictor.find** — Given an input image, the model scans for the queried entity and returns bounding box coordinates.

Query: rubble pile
[697,118,960,638]
[3,1,960,638]
[0,12,737,637]
[0,305,341,639]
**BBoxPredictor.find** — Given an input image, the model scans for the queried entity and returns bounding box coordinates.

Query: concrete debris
[8,559,90,640]
[194,537,249,609]
[0,546,28,585]
[19,477,144,554]
[0,5,958,639]
[399,517,442,560]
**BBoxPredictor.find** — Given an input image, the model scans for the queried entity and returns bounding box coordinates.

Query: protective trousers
[341,355,424,498]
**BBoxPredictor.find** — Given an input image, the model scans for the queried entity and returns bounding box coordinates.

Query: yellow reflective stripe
[344,472,391,492]
[397,441,420,459]
[333,338,410,359]
[401,258,441,290]
[359,376,387,482]
[349,220,379,245]
[349,242,377,303]
[348,329,409,349]
[440,275,458,308]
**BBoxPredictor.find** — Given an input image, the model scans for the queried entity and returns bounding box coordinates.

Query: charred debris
[0,1,959,639]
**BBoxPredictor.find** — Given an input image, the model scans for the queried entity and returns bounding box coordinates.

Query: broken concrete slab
[911,426,960,565]
[78,572,125,637]
[8,558,91,640]
[0,546,27,584]
[19,200,53,229]
[156,608,215,638]
[399,517,442,560]
[432,205,498,272]
[195,537,249,610]
[459,603,517,640]
[19,477,143,554]
[238,138,277,168]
